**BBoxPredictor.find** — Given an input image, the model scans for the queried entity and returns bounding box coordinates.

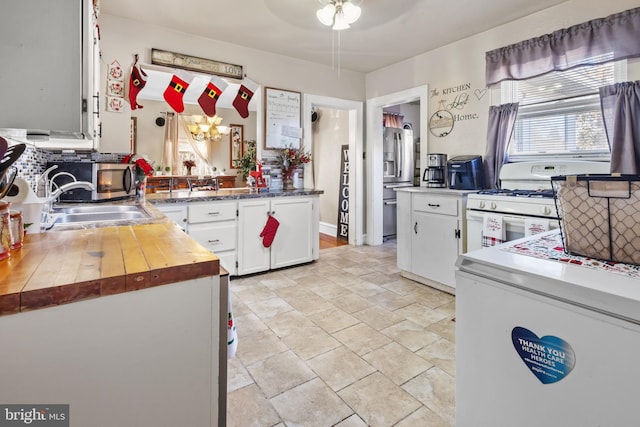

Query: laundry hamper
[551,174,640,265]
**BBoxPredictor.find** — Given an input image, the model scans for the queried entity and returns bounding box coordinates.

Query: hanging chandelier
[316,0,361,30]
[187,115,230,142]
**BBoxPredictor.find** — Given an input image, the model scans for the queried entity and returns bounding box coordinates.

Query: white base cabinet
[188,201,238,275]
[0,276,220,427]
[237,197,318,275]
[155,203,188,232]
[396,188,469,293]
[156,195,320,276]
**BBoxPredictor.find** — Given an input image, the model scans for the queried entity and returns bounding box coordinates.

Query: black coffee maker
[423,153,447,188]
[447,155,485,190]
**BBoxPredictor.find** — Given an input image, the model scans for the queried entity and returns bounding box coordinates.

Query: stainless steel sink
[53,211,150,224]
[51,205,144,214]
[50,204,151,226]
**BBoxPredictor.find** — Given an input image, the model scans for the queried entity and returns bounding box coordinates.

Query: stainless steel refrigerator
[383,127,414,238]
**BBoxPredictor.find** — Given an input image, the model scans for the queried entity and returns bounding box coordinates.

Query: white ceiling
[100,0,567,74]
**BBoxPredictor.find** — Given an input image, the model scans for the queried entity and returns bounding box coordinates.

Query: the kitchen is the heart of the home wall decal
[511,326,576,384]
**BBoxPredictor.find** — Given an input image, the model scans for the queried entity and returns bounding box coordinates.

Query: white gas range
[466,160,610,252]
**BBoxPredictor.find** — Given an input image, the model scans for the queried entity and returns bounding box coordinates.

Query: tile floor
[227,240,456,427]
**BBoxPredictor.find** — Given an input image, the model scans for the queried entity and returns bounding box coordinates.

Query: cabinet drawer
[189,202,236,223]
[188,223,237,252]
[413,194,458,216]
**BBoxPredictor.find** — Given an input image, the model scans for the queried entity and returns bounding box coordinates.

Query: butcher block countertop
[0,222,219,316]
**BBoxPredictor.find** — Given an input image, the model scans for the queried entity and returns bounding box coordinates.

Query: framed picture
[130,117,137,153]
[230,124,244,169]
[264,87,302,150]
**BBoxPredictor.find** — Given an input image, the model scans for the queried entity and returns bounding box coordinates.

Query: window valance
[485,7,640,86]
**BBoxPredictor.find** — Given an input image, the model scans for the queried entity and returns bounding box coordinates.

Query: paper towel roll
[4,178,33,204]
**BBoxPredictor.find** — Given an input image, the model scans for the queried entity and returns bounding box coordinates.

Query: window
[501,60,625,159]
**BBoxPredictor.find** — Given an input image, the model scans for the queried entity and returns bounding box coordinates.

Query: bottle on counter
[0,201,12,260]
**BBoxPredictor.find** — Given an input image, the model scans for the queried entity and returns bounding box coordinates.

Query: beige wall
[365,0,640,159]
[312,107,349,230]
[99,13,365,156]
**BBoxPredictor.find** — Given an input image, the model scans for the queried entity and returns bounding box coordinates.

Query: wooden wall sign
[151,48,243,79]
[337,145,349,241]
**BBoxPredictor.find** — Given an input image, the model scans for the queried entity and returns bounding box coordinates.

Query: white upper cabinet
[0,0,99,150]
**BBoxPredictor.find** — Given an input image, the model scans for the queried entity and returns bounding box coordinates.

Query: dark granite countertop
[146,187,324,204]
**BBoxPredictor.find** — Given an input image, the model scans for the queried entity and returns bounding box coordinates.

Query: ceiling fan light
[342,2,361,24]
[316,4,335,26]
[332,11,350,30]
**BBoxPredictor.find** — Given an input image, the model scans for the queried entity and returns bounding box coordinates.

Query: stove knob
[490,202,497,210]
[479,201,486,209]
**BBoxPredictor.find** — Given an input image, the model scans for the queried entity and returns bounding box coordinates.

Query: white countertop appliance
[455,232,640,426]
[465,160,610,251]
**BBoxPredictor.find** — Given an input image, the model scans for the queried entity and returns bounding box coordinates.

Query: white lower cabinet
[237,197,318,275]
[188,201,238,275]
[155,204,188,232]
[396,188,467,293]
[160,195,319,276]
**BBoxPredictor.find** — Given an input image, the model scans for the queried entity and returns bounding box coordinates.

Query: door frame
[366,85,429,245]
[303,94,364,246]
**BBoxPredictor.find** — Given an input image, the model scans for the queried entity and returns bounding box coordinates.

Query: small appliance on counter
[46,161,134,202]
[423,153,447,188]
[447,155,485,190]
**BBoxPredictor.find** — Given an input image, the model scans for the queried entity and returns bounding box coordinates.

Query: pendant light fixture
[316,0,361,30]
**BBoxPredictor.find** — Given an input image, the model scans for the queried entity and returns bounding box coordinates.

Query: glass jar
[9,210,23,250]
[0,201,11,261]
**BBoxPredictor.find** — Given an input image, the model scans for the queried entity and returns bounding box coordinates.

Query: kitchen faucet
[45,181,96,203]
[48,171,78,194]
[36,164,59,198]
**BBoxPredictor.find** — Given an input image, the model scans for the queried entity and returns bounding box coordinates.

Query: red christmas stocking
[198,75,228,117]
[259,215,280,248]
[163,72,192,113]
[233,77,258,118]
[128,54,147,110]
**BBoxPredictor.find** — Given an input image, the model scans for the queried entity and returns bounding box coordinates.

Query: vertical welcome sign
[337,145,349,241]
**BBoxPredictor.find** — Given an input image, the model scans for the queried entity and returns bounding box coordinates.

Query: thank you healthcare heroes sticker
[0,405,68,426]
[511,326,576,384]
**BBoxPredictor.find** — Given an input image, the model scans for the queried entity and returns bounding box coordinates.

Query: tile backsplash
[12,143,126,190]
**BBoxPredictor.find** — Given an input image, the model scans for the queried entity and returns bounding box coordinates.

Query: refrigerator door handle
[396,133,402,178]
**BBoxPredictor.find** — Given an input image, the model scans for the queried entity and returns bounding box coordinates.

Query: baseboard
[319,222,337,236]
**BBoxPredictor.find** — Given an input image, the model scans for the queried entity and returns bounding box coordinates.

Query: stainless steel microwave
[46,162,134,202]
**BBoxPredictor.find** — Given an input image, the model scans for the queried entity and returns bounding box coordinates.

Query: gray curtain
[483,103,519,189]
[599,81,640,174]
[486,7,640,85]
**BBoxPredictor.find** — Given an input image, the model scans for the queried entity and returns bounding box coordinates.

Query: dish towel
[482,213,506,247]
[524,218,550,237]
[227,285,238,359]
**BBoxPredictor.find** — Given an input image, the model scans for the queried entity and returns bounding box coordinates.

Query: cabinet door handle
[267,210,275,216]
[208,211,220,216]
[207,239,220,244]
[427,203,440,208]
[414,221,418,234]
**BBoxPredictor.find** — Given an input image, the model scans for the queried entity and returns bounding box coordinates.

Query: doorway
[366,85,429,246]
[303,94,364,246]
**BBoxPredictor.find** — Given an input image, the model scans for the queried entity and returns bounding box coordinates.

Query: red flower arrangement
[123,153,154,182]
[279,146,311,179]
[183,159,196,169]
